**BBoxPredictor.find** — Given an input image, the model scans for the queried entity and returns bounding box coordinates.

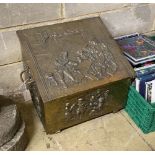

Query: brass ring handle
[20,67,29,83]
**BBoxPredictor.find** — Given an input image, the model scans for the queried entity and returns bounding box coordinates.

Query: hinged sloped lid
[17,17,134,103]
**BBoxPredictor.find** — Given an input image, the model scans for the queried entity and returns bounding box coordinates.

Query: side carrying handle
[20,69,28,83]
[20,66,34,88]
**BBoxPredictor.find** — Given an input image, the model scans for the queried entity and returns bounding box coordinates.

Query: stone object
[0,96,21,147]
[17,17,134,134]
[0,121,28,151]
[0,95,28,151]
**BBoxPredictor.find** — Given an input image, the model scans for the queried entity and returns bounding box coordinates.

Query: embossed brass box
[17,17,134,134]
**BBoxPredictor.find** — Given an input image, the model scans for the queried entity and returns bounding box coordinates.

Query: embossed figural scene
[17,17,134,134]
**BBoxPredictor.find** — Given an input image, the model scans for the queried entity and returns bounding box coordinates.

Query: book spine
[145,82,148,101]
[136,78,140,92]
[151,81,155,104]
[136,69,155,78]
[114,33,139,40]
[134,64,155,71]
[147,82,152,103]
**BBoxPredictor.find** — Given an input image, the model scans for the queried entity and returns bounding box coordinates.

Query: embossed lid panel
[17,17,134,102]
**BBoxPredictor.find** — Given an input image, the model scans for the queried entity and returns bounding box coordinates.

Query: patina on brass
[17,17,135,134]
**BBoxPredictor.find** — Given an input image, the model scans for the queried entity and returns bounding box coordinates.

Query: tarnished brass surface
[44,78,131,133]
[17,17,134,133]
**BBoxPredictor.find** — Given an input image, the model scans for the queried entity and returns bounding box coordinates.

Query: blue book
[115,34,155,62]
[135,64,155,78]
[139,73,155,98]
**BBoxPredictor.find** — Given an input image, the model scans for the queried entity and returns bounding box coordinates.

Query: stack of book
[134,64,155,104]
[115,33,155,104]
[115,33,155,66]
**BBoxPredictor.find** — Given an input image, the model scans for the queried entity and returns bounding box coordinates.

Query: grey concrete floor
[18,102,155,151]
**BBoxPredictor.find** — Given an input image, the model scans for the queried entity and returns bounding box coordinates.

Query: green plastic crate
[149,35,155,41]
[125,86,155,134]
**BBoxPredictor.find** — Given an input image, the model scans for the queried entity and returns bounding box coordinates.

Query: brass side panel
[28,81,45,126]
[44,78,130,134]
